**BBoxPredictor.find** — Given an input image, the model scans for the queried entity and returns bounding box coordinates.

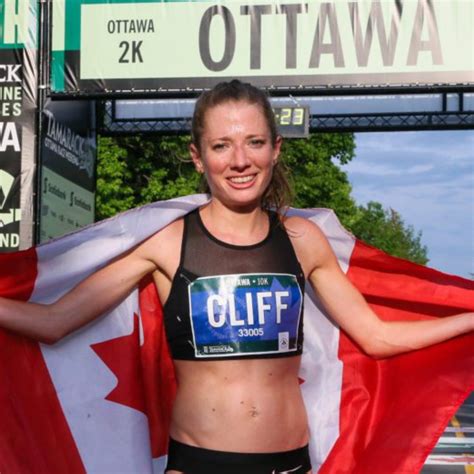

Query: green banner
[51,0,474,95]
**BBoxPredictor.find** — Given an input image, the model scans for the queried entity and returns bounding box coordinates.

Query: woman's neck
[199,199,269,246]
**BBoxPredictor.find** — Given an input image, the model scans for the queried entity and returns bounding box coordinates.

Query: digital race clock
[273,106,309,138]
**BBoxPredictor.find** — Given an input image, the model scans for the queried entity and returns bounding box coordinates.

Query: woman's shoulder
[151,217,184,246]
[281,214,334,275]
[282,214,326,241]
[135,216,184,266]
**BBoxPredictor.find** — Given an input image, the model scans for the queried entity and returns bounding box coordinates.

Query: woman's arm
[310,257,473,358]
[289,217,474,359]
[0,234,163,344]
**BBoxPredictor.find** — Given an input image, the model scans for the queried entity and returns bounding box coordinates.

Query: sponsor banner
[0,0,38,251]
[39,100,96,242]
[189,273,303,357]
[51,0,474,95]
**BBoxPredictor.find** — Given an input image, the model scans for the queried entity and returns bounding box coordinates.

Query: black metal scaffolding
[98,91,474,135]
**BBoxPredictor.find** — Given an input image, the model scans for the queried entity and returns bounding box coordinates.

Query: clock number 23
[280,108,305,126]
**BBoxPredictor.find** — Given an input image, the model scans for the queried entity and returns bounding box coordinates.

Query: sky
[341,130,474,279]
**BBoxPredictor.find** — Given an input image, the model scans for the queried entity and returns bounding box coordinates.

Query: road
[422,392,474,474]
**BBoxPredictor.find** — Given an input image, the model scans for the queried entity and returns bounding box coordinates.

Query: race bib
[188,273,302,358]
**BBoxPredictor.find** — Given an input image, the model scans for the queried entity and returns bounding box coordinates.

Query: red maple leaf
[90,278,177,458]
[91,313,146,414]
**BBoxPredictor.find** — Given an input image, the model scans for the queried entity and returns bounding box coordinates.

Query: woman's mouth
[228,174,256,185]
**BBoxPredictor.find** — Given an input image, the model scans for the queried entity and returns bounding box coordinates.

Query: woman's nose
[230,145,251,169]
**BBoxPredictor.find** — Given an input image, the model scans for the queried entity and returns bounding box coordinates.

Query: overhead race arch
[51,0,474,96]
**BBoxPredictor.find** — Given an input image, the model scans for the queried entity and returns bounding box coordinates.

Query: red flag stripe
[319,240,474,474]
[0,249,85,473]
[138,277,177,458]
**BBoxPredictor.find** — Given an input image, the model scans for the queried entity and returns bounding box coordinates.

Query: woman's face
[190,100,281,211]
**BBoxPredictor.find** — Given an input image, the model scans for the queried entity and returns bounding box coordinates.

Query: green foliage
[281,133,358,228]
[348,202,429,265]
[96,135,200,220]
[281,134,428,263]
[96,132,429,265]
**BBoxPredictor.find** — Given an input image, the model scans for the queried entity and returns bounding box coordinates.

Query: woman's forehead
[201,101,269,137]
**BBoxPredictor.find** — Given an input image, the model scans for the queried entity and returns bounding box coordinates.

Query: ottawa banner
[51,0,474,96]
[0,0,38,250]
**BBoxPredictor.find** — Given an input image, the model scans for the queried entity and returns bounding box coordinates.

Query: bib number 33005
[238,327,264,337]
[188,273,302,358]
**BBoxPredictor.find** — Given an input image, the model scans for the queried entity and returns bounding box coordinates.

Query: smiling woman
[190,80,292,216]
[0,80,472,474]
[190,100,280,214]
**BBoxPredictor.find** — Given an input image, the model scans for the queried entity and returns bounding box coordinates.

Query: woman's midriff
[169,356,309,453]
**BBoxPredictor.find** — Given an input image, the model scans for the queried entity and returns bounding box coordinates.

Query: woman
[0,80,472,474]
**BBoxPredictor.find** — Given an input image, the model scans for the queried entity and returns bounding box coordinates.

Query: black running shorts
[165,438,311,474]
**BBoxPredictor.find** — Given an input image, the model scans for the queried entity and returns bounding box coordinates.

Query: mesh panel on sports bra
[182,209,301,277]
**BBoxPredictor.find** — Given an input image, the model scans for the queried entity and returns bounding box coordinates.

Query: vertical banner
[39,100,96,243]
[0,0,37,251]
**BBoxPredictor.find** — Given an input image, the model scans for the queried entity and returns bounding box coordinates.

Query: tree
[281,133,359,228]
[96,135,198,220]
[348,201,428,265]
[96,133,429,264]
[97,132,358,222]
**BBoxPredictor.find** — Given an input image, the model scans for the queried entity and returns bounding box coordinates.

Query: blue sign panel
[188,273,303,358]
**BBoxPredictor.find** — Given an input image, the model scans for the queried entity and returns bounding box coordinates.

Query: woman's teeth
[229,175,255,184]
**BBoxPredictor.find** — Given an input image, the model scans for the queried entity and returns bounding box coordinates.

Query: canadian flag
[0,195,472,473]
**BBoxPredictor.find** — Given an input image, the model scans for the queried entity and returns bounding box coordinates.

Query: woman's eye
[212,143,227,151]
[249,139,265,147]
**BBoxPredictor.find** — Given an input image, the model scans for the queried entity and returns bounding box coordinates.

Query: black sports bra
[163,209,305,360]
